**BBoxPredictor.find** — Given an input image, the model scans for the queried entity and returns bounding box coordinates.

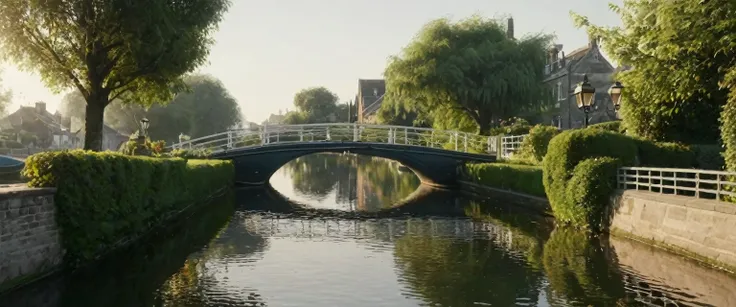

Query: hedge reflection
[392,221,545,306]
[542,228,628,306]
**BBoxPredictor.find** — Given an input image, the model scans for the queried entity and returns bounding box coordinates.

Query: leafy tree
[293,87,339,123]
[0,0,230,151]
[384,15,553,135]
[60,74,242,143]
[571,1,736,145]
[0,71,12,116]
[376,96,431,127]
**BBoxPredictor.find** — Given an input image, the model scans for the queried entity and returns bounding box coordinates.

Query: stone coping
[0,184,56,201]
[614,189,736,215]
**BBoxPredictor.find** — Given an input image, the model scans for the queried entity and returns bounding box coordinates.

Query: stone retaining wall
[610,190,736,271]
[0,184,62,291]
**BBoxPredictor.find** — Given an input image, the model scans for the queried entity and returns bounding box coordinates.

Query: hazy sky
[0,0,623,123]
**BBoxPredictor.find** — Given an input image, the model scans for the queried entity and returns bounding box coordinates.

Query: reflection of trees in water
[541,228,628,306]
[282,153,420,210]
[158,215,269,307]
[392,220,545,307]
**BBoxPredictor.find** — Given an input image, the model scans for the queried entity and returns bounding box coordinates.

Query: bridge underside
[211,142,496,188]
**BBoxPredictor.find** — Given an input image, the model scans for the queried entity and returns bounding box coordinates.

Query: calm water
[3,153,736,307]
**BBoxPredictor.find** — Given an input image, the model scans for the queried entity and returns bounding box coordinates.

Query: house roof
[358,79,386,96]
[0,106,65,133]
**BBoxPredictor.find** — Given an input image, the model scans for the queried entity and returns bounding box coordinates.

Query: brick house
[542,38,620,129]
[0,102,73,148]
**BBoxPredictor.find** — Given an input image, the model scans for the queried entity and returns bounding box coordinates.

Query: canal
[2,153,736,306]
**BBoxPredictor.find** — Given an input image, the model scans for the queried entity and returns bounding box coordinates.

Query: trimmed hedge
[21,150,234,263]
[587,121,625,134]
[514,125,560,165]
[464,163,545,198]
[543,130,637,230]
[543,129,703,230]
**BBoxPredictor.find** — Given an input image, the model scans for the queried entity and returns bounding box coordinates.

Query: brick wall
[0,185,62,290]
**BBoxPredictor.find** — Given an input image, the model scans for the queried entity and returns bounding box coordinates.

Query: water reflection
[270,153,420,211]
[4,155,736,307]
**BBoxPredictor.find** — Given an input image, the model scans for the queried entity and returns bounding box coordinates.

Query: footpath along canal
[2,153,736,307]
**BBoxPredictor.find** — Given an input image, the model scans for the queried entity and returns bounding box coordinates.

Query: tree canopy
[0,71,11,117]
[60,74,242,143]
[571,0,736,148]
[282,87,350,124]
[0,0,230,150]
[384,15,553,135]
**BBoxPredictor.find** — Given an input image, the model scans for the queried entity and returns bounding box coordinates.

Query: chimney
[589,34,599,48]
[35,101,46,114]
[507,17,514,39]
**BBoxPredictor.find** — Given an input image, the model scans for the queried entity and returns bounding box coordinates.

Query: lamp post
[140,118,150,137]
[608,81,624,115]
[574,74,596,128]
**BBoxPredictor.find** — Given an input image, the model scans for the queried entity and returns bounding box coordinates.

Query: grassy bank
[463,162,546,198]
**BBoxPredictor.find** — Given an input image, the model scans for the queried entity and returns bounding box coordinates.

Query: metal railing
[618,167,736,202]
[500,134,528,159]
[168,123,526,156]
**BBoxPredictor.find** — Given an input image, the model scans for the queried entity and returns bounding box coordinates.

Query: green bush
[464,163,545,198]
[587,121,625,134]
[562,157,621,230]
[692,145,726,170]
[543,129,637,230]
[164,148,213,159]
[634,140,696,168]
[514,125,559,165]
[21,150,234,264]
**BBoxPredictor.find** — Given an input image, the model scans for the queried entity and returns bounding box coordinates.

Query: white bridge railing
[618,167,736,202]
[168,123,528,156]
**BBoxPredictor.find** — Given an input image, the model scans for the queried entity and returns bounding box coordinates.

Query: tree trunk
[84,97,106,151]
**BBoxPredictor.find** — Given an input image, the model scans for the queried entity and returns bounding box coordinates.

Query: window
[557,82,565,101]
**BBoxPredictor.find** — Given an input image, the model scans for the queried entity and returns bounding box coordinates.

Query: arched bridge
[168,123,500,187]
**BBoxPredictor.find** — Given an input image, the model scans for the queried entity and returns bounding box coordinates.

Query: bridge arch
[212,142,496,188]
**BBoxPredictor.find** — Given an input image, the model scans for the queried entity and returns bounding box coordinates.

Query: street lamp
[140,118,150,137]
[608,81,624,112]
[574,74,596,127]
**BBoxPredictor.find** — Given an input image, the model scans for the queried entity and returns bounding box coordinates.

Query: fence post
[300,128,304,142]
[454,132,458,151]
[388,128,393,144]
[353,123,359,141]
[263,124,269,145]
[227,131,233,149]
[404,128,408,145]
[326,126,331,141]
[430,130,434,147]
[463,133,468,152]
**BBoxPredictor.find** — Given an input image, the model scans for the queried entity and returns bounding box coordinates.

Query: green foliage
[164,148,213,159]
[384,15,554,135]
[60,74,243,143]
[464,163,546,198]
[119,138,166,156]
[543,129,703,230]
[692,145,726,170]
[21,150,233,263]
[0,0,231,150]
[634,140,696,168]
[724,70,736,171]
[514,125,560,164]
[562,157,621,230]
[543,129,636,230]
[571,0,736,144]
[587,121,625,134]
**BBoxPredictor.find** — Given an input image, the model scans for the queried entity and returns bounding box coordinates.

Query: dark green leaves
[384,15,553,134]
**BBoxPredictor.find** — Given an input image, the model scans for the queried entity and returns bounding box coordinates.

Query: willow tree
[0,0,230,150]
[572,1,736,148]
[384,15,553,135]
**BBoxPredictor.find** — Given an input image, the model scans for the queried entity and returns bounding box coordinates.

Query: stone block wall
[610,190,736,270]
[0,184,62,291]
